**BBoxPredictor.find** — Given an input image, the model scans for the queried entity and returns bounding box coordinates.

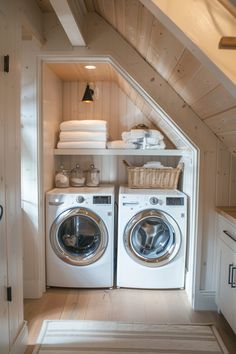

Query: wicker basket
[127,163,183,189]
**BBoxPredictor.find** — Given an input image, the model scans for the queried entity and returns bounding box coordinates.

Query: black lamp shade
[82,84,94,102]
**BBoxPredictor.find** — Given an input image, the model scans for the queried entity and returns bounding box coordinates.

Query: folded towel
[59,131,107,142]
[146,137,164,145]
[143,161,163,168]
[143,161,173,169]
[145,141,166,149]
[147,129,164,140]
[121,130,146,142]
[60,120,107,132]
[107,140,136,149]
[122,129,164,143]
[57,141,106,149]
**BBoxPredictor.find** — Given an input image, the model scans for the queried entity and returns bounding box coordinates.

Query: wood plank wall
[85,0,236,155]
[59,80,179,181]
[62,80,158,140]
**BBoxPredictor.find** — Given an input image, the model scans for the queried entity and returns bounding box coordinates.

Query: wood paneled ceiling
[38,0,236,153]
[46,62,117,82]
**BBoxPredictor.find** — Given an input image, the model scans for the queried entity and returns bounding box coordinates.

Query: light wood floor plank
[24,288,236,354]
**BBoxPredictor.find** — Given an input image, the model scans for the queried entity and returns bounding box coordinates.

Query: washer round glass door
[50,208,108,266]
[124,209,181,267]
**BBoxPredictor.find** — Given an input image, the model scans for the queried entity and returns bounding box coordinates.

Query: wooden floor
[24,287,236,354]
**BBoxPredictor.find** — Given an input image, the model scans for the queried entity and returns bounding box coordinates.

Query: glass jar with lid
[55,165,70,188]
[85,164,100,187]
[70,163,85,187]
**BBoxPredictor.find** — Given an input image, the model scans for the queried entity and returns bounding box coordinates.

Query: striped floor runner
[33,320,228,353]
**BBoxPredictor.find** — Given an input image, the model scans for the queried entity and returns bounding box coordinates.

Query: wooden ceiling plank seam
[218,132,236,148]
[93,0,104,15]
[136,3,154,59]
[146,17,185,80]
[83,0,96,12]
[179,65,220,106]
[218,0,236,18]
[114,0,126,35]
[204,106,236,134]
[167,48,202,96]
[100,0,116,28]
[124,0,140,48]
[191,84,236,119]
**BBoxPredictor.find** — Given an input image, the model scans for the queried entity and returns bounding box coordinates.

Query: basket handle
[123,159,133,167]
[177,162,184,171]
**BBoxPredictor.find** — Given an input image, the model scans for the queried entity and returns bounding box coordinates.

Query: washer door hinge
[4,55,9,73]
[7,286,12,302]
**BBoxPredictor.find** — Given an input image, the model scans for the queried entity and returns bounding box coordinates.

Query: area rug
[33,320,228,353]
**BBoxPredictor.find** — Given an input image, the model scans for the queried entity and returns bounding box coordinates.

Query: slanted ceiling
[36,0,236,154]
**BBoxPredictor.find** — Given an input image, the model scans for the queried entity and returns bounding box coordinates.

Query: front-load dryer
[117,186,187,289]
[46,185,115,288]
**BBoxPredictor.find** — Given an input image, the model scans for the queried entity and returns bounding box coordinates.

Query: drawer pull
[231,266,236,288]
[223,230,236,242]
[228,264,236,288]
[0,205,3,222]
[228,264,233,285]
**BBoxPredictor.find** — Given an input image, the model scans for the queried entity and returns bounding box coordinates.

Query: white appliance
[117,186,187,289]
[46,185,115,288]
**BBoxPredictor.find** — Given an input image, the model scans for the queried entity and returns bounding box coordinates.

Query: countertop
[216,206,236,225]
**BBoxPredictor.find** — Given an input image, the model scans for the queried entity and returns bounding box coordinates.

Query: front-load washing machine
[117,186,187,289]
[46,185,115,288]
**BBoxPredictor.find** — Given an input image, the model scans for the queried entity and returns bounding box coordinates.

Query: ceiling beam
[49,0,86,46]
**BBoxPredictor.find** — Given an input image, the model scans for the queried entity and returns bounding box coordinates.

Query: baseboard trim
[193,290,217,311]
[10,321,28,354]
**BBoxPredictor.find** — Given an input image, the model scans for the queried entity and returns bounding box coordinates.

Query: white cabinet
[216,214,236,333]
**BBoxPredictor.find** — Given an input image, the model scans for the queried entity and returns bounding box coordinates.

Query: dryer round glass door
[50,208,108,266]
[124,209,181,267]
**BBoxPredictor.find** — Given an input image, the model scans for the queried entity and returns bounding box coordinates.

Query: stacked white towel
[142,161,173,169]
[57,120,107,149]
[121,129,166,149]
[106,140,137,149]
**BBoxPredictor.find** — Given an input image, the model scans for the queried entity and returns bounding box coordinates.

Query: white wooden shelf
[54,148,191,156]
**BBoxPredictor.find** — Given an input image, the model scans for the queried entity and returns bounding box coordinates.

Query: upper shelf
[54,148,191,156]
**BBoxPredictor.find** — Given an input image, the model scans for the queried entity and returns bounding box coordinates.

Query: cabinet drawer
[218,215,236,252]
